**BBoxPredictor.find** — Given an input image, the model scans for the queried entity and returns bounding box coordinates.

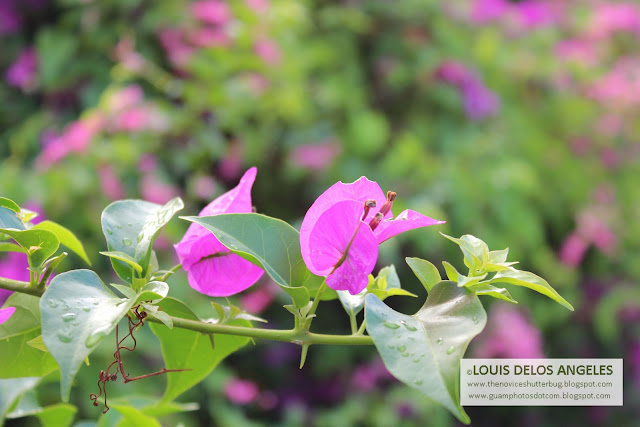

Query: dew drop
[388,345,395,349]
[413,359,420,363]
[415,380,423,385]
[106,229,113,235]
[229,244,239,250]
[437,337,443,344]
[46,299,59,308]
[115,298,128,306]
[57,332,72,343]
[397,345,406,353]
[82,307,91,312]
[61,302,70,310]
[473,316,479,324]
[116,225,123,229]
[92,300,99,305]
[402,323,417,332]
[446,346,455,355]
[127,223,133,227]
[401,352,409,357]
[383,321,400,329]
[61,312,77,322]
[122,238,132,246]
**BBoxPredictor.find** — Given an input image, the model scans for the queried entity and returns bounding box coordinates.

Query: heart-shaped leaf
[33,221,91,265]
[40,270,135,401]
[406,257,441,292]
[150,298,251,402]
[0,198,20,213]
[0,294,58,378]
[365,281,487,424]
[183,213,324,296]
[135,281,169,303]
[0,206,25,230]
[101,198,183,283]
[0,229,59,269]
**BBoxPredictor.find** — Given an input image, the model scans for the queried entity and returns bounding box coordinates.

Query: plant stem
[159,263,182,281]
[349,313,357,335]
[303,280,327,331]
[356,319,367,336]
[0,277,373,346]
[0,277,44,297]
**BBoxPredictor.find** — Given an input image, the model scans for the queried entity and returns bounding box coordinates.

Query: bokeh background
[1,0,639,425]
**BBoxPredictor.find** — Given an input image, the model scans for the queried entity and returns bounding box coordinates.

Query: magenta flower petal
[0,307,16,324]
[175,167,264,296]
[301,176,387,264]
[373,209,446,244]
[305,200,378,294]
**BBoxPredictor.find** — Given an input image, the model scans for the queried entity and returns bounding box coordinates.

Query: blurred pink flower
[36,113,104,168]
[0,1,21,34]
[587,58,640,108]
[570,137,590,156]
[254,38,282,65]
[98,165,125,200]
[514,1,556,29]
[225,378,259,404]
[435,60,500,120]
[158,28,196,67]
[191,0,231,25]
[192,175,219,200]
[219,140,245,180]
[289,140,341,171]
[105,85,144,114]
[140,173,180,205]
[188,27,231,48]
[559,232,589,268]
[6,48,37,91]
[138,154,158,173]
[0,251,30,306]
[240,286,274,314]
[246,0,269,13]
[114,37,145,72]
[470,0,509,24]
[555,39,597,66]
[588,2,640,40]
[474,304,544,358]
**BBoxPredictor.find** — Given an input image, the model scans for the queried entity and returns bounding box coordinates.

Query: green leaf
[8,403,77,427]
[150,298,251,402]
[110,284,136,299]
[369,288,417,300]
[376,265,401,289]
[489,269,574,311]
[456,272,487,288]
[337,288,367,318]
[0,294,58,378]
[101,198,183,283]
[442,261,459,282]
[135,281,169,303]
[99,251,143,275]
[0,198,20,212]
[441,233,487,273]
[33,221,91,265]
[365,281,487,424]
[0,377,41,424]
[26,335,49,352]
[0,242,24,253]
[406,257,441,292]
[282,286,310,309]
[0,206,25,230]
[110,404,161,427]
[183,213,324,295]
[488,248,509,264]
[40,270,136,401]
[0,228,59,268]
[468,283,518,303]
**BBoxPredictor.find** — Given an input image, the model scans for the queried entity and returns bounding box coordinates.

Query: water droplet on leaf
[82,307,91,312]
[388,345,395,349]
[397,345,406,352]
[122,238,132,246]
[61,312,77,322]
[46,300,58,308]
[437,337,443,344]
[402,323,417,331]
[446,346,455,355]
[106,229,113,235]
[473,316,479,324]
[57,332,72,343]
[415,380,423,385]
[229,244,239,250]
[401,352,409,357]
[383,322,400,329]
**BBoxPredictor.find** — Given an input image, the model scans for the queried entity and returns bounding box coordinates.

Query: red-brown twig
[89,305,190,412]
